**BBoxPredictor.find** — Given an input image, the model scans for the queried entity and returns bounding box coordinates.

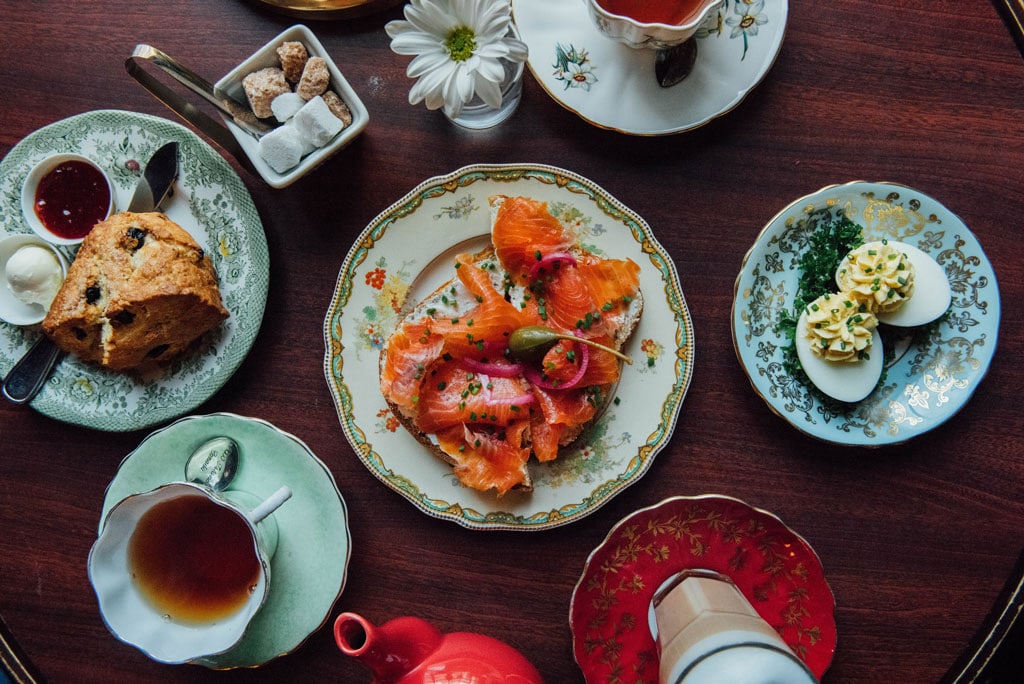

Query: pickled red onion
[529,252,577,279]
[522,336,590,390]
[460,357,523,378]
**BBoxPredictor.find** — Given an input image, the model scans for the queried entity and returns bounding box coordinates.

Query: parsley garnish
[777,209,864,383]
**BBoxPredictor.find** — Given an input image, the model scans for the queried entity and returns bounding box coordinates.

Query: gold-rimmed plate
[511,0,788,135]
[732,181,1000,445]
[323,164,694,530]
[243,0,402,19]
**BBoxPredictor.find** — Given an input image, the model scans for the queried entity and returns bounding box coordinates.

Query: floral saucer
[323,164,694,530]
[97,413,351,669]
[570,495,836,681]
[511,0,788,135]
[732,181,1000,446]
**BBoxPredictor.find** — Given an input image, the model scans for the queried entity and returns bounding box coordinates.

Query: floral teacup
[583,0,724,50]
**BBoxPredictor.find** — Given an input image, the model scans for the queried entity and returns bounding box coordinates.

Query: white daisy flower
[386,0,529,119]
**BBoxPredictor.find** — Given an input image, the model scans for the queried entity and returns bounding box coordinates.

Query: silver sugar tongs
[126,45,270,171]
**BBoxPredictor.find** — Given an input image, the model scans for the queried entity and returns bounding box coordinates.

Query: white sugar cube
[258,125,304,173]
[293,95,343,148]
[271,92,305,123]
[290,121,317,156]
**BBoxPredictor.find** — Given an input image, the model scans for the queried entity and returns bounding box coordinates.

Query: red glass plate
[570,495,836,681]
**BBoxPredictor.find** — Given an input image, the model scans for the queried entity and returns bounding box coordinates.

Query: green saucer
[98,413,351,668]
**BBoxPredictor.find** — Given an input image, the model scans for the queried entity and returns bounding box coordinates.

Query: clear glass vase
[445,26,526,130]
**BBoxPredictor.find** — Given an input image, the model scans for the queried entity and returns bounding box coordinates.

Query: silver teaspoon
[185,436,239,492]
[2,336,63,404]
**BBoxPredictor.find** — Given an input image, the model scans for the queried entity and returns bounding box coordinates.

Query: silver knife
[2,143,180,405]
[128,141,179,212]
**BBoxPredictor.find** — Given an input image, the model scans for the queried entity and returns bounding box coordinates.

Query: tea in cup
[88,481,291,663]
[583,0,724,50]
[651,569,818,684]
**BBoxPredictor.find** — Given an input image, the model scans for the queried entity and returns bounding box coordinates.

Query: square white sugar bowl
[216,24,369,188]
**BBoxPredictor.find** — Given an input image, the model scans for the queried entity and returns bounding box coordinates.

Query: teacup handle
[247,485,292,524]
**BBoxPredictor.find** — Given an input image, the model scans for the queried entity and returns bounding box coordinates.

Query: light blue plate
[732,181,1000,446]
[98,413,351,668]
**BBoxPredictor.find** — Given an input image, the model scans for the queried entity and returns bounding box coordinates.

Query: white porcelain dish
[0,235,68,326]
[512,0,788,135]
[20,153,115,245]
[215,24,369,188]
[732,181,1000,446]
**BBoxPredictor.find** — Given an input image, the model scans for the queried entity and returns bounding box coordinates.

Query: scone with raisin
[42,212,229,372]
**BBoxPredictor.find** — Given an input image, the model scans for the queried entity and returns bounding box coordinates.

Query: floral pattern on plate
[512,0,788,134]
[0,111,268,431]
[570,495,836,682]
[323,164,694,530]
[732,181,1000,445]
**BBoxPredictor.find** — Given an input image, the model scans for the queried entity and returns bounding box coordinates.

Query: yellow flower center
[445,26,477,62]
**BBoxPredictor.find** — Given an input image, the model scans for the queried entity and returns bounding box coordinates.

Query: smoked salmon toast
[379,196,643,495]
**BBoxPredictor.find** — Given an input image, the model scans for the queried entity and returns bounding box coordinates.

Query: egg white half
[795,309,884,403]
[836,240,951,328]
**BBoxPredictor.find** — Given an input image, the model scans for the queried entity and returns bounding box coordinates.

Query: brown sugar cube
[276,41,308,83]
[296,56,331,101]
[322,91,353,127]
[242,67,290,119]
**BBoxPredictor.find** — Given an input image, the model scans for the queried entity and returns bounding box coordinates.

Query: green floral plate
[323,164,694,530]
[732,181,1000,445]
[98,413,351,668]
[0,111,269,431]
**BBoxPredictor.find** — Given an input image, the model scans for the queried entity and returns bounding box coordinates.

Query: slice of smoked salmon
[578,343,622,387]
[532,384,599,434]
[380,327,445,413]
[424,254,531,358]
[576,255,641,323]
[416,360,534,434]
[544,254,641,338]
[530,418,562,463]
[435,422,531,495]
[492,196,575,284]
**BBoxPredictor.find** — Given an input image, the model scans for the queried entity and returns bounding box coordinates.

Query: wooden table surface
[2,1,1023,682]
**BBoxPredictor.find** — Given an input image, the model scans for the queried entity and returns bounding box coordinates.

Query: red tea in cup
[128,493,261,623]
[596,0,709,25]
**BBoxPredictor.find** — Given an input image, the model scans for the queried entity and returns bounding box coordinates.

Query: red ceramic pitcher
[334,612,543,684]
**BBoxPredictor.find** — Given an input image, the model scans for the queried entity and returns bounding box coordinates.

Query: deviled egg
[837,240,951,327]
[795,292,883,403]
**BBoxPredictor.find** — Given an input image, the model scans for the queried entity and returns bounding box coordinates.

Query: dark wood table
[2,1,1022,682]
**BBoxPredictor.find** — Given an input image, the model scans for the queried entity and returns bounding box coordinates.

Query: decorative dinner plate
[0,110,269,431]
[732,181,1000,446]
[511,0,788,135]
[98,413,351,669]
[570,495,836,681]
[323,164,693,530]
[244,0,402,19]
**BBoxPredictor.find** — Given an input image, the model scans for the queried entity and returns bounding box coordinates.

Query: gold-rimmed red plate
[570,495,836,681]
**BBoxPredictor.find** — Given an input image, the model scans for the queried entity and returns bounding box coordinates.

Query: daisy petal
[474,73,502,109]
[407,50,451,78]
[474,56,505,84]
[406,0,458,37]
[390,32,449,56]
